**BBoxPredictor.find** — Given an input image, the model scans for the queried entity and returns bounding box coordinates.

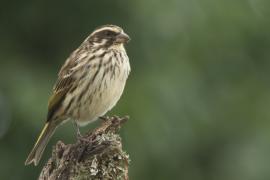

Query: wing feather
[46,57,77,121]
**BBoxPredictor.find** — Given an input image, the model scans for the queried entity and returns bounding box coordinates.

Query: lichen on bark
[39,116,130,180]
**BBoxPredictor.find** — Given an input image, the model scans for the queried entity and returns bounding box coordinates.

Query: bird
[25,24,131,166]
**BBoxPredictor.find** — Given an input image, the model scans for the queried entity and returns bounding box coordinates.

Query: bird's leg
[73,120,82,138]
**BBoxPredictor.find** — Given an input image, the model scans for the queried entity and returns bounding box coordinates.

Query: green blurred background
[1,0,270,179]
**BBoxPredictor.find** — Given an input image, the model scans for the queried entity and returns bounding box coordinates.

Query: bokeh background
[1,0,270,179]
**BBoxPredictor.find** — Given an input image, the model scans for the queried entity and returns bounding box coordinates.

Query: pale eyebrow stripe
[92,27,118,35]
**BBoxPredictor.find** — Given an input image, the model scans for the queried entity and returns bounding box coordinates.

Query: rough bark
[39,116,130,180]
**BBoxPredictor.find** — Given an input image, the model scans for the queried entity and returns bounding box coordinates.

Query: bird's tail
[25,122,56,166]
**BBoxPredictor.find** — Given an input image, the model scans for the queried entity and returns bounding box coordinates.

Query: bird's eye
[104,31,116,36]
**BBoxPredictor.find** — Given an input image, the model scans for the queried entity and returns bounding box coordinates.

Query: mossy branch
[39,116,130,180]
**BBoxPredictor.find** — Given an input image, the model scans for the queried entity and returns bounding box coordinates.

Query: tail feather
[25,122,56,166]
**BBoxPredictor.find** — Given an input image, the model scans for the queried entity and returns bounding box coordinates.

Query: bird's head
[87,25,130,48]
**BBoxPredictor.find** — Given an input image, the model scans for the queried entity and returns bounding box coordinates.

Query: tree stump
[39,116,130,180]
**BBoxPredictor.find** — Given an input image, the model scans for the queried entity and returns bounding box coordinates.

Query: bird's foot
[99,115,110,121]
[112,115,129,124]
[76,129,89,142]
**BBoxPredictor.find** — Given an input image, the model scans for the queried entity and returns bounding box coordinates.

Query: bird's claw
[99,116,109,121]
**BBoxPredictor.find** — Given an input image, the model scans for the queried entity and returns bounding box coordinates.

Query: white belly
[76,52,130,126]
[78,74,127,126]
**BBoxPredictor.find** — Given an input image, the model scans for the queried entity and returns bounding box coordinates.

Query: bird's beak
[116,32,131,44]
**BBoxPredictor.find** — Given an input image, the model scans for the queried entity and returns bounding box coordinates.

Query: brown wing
[46,57,77,122]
